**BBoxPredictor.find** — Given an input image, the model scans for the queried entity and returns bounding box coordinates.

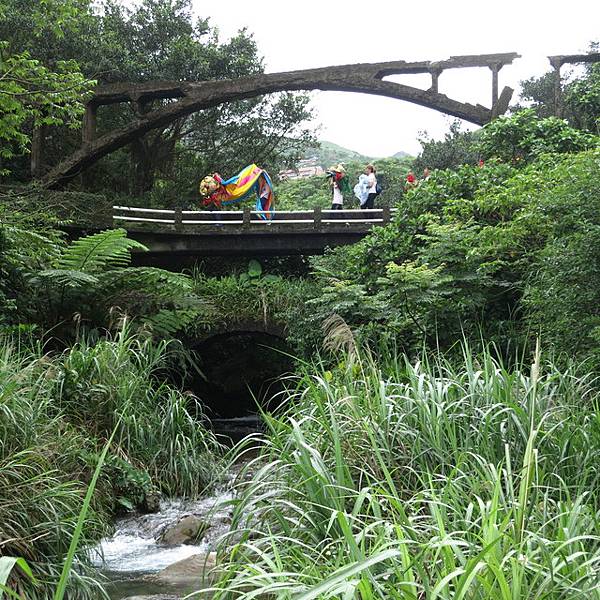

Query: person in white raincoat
[353,173,370,207]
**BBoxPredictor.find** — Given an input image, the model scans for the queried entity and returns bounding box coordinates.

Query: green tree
[276,175,330,210]
[0,0,94,174]
[522,150,600,366]
[0,0,317,194]
[477,108,597,164]
[94,0,317,196]
[565,62,600,134]
[413,120,479,172]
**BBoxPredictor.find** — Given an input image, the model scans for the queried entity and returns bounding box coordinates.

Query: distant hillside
[393,150,412,159]
[304,140,413,168]
[303,140,371,168]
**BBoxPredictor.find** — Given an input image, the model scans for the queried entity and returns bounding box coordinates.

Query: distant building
[279,156,324,180]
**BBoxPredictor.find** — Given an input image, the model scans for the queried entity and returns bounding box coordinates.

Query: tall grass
[56,328,224,496]
[0,328,224,598]
[209,345,600,598]
[0,339,109,599]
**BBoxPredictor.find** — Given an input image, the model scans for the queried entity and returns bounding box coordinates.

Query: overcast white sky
[195,0,599,157]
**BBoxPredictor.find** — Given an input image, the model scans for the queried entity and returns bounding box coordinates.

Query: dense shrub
[477,109,597,164]
[413,119,479,172]
[309,148,600,362]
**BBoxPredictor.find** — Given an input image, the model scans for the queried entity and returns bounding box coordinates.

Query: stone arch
[192,319,287,343]
[187,325,294,422]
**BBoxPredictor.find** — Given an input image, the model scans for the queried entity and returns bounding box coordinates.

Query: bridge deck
[112,206,396,256]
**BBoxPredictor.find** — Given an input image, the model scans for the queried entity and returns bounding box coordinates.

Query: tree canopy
[0,0,317,195]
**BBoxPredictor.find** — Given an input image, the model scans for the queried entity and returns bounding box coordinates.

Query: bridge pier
[429,68,441,93]
[547,53,600,119]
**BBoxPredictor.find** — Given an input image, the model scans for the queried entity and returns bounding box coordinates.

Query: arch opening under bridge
[188,329,294,424]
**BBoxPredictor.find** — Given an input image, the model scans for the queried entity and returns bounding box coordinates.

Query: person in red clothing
[405,170,417,191]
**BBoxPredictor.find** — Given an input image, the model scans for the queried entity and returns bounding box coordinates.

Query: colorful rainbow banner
[202,164,274,219]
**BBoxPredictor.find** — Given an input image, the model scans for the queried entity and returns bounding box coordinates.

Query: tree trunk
[130,137,155,195]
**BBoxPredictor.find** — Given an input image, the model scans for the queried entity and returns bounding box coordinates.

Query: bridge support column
[549,57,563,118]
[489,63,503,115]
[31,125,45,179]
[383,205,391,224]
[81,104,98,189]
[174,206,183,231]
[429,68,441,93]
[313,207,322,230]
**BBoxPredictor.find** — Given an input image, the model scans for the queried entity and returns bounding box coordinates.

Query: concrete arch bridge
[40,52,522,188]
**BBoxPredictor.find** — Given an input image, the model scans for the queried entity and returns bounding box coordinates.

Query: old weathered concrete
[62,223,376,259]
[548,53,600,118]
[131,227,370,257]
[43,53,519,188]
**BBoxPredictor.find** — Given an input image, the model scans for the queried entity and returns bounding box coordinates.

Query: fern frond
[2,225,61,262]
[108,267,192,294]
[97,268,195,306]
[32,269,99,288]
[96,268,214,336]
[58,229,147,273]
[3,225,59,251]
[141,308,206,337]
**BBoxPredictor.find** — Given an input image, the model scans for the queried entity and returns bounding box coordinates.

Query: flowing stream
[91,416,262,599]
[92,489,233,599]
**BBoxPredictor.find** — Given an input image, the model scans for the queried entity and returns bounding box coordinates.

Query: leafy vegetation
[413,119,479,172]
[0,0,94,172]
[1,1,600,597]
[0,223,213,339]
[309,142,600,364]
[0,328,223,597]
[212,345,600,598]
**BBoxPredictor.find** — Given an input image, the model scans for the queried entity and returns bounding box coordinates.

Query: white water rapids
[92,492,231,573]
[90,488,234,599]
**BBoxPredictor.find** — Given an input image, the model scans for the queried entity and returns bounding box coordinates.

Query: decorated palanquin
[199,164,274,219]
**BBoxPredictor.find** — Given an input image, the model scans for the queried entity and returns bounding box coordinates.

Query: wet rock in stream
[141,490,162,514]
[157,515,209,546]
[152,552,217,584]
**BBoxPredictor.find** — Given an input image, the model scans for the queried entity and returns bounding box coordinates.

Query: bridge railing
[112,206,397,229]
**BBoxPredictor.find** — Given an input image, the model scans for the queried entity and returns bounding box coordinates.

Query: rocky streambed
[92,489,233,599]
